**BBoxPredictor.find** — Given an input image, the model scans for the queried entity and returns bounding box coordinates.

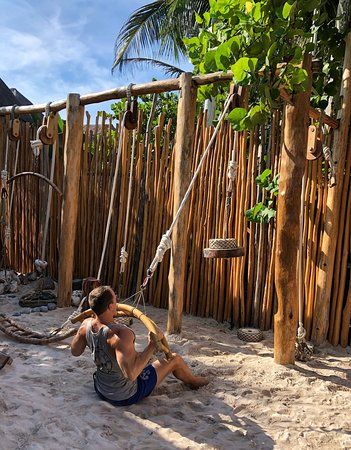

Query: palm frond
[117,57,186,77]
[112,0,169,72]
[113,0,210,73]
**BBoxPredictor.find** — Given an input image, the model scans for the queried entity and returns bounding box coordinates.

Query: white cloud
[0,0,116,111]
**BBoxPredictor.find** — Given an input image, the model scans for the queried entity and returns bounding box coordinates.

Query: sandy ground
[0,284,350,450]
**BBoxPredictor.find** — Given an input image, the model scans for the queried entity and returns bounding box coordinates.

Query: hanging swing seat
[203,238,244,259]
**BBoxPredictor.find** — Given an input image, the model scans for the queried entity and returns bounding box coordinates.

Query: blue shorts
[93,364,157,406]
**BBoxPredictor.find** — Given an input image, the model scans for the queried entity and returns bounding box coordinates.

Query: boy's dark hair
[88,286,115,316]
[82,277,101,298]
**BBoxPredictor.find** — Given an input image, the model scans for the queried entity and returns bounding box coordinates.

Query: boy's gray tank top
[86,320,137,401]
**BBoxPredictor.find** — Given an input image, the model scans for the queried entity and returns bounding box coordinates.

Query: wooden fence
[0,106,350,347]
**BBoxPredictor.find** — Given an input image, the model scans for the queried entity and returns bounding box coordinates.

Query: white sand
[0,286,350,450]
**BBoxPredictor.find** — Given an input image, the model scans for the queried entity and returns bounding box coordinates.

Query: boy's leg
[152,353,208,388]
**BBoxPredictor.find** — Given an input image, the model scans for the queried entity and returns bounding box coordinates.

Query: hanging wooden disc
[8,118,20,141]
[306,125,323,160]
[124,97,138,130]
[203,238,244,259]
[38,123,54,145]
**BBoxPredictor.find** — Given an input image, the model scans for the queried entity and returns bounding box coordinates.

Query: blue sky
[0,0,192,117]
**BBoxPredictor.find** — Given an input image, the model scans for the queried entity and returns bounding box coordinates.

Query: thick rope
[41,126,57,263]
[30,127,43,157]
[9,139,20,218]
[144,93,234,281]
[98,115,126,280]
[322,144,336,187]
[120,128,137,274]
[297,173,306,341]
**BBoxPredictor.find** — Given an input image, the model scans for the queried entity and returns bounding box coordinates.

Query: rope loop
[297,322,306,342]
[227,160,238,181]
[45,102,52,118]
[148,233,172,274]
[1,170,8,182]
[119,246,128,273]
[10,104,18,120]
[126,83,134,104]
[30,137,43,158]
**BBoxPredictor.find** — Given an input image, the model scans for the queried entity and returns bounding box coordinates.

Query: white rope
[1,170,8,182]
[148,233,172,274]
[119,246,128,273]
[41,133,57,262]
[9,139,20,217]
[98,115,126,280]
[145,93,234,279]
[120,128,137,274]
[322,144,336,187]
[298,173,306,343]
[30,128,43,157]
[227,160,238,181]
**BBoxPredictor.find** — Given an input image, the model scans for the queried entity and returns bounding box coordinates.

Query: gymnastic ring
[71,304,172,359]
[7,172,62,196]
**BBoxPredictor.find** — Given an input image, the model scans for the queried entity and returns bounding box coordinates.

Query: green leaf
[227,107,247,124]
[256,169,272,187]
[249,104,268,126]
[252,3,261,21]
[57,114,64,133]
[231,57,258,83]
[195,13,203,24]
[282,2,294,19]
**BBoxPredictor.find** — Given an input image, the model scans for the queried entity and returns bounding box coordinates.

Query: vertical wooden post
[167,73,197,334]
[312,32,351,344]
[57,94,84,307]
[274,57,312,365]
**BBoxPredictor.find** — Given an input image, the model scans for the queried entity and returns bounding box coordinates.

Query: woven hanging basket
[203,238,245,259]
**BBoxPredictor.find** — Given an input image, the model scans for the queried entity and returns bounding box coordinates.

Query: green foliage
[111,89,179,138]
[245,169,279,223]
[184,0,345,129]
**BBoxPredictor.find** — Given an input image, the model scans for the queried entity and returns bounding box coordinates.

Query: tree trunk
[274,56,312,365]
[167,73,197,334]
[57,94,84,307]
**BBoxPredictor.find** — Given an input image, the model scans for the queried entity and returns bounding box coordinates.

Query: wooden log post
[312,32,351,344]
[274,57,312,365]
[57,94,84,307]
[167,73,197,334]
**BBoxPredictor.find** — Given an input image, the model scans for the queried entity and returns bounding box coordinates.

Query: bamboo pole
[274,56,312,365]
[313,32,351,344]
[57,94,84,307]
[0,73,338,129]
[167,73,197,334]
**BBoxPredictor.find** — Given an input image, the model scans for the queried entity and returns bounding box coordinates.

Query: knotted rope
[142,93,234,287]
[97,114,126,280]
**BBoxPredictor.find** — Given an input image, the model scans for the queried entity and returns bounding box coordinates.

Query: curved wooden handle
[71,305,172,359]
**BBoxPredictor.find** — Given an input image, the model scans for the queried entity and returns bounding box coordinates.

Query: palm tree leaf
[118,57,185,77]
[112,0,170,72]
[113,0,210,73]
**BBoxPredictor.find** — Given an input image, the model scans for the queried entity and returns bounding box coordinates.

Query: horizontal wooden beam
[0,71,339,128]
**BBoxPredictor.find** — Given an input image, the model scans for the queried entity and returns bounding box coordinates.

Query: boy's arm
[71,321,88,356]
[110,326,156,381]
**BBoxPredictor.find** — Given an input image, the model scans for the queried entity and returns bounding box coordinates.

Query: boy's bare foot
[188,376,209,389]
